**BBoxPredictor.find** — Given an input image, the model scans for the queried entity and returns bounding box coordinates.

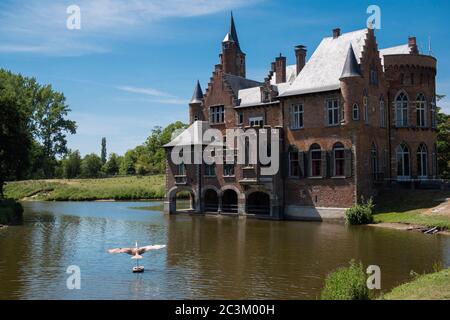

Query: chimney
[408,36,419,54]
[294,45,307,75]
[333,28,341,39]
[275,54,286,84]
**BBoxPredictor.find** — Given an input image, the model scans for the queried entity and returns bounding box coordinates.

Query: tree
[437,105,450,179]
[81,154,103,178]
[119,149,137,175]
[101,138,107,164]
[33,84,77,177]
[0,77,32,198]
[103,153,120,176]
[63,150,82,179]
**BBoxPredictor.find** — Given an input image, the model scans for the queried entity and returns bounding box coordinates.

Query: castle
[163,14,438,220]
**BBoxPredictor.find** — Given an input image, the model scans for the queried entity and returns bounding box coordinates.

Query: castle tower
[189,80,204,124]
[220,12,246,77]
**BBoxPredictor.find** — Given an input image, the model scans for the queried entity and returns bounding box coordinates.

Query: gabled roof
[223,73,262,97]
[340,44,362,79]
[280,29,368,97]
[190,80,203,104]
[164,121,223,148]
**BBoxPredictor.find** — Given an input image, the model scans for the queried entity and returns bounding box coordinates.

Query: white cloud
[117,85,172,97]
[0,0,259,55]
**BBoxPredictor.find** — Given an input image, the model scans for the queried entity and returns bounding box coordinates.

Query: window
[237,112,244,126]
[352,104,359,121]
[327,99,340,126]
[289,147,300,177]
[310,144,322,177]
[416,94,427,127]
[363,95,369,124]
[371,143,378,180]
[291,104,304,129]
[176,164,186,176]
[333,143,345,176]
[395,92,409,127]
[194,115,199,122]
[370,66,378,85]
[431,98,437,129]
[379,99,386,128]
[249,116,264,127]
[224,164,235,177]
[432,144,438,177]
[417,144,428,179]
[209,105,225,124]
[205,164,216,177]
[396,143,410,179]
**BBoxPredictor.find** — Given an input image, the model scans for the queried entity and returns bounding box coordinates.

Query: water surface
[0,201,449,300]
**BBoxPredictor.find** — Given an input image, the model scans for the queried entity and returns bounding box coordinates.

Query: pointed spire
[190,80,203,104]
[340,44,362,79]
[229,11,240,50]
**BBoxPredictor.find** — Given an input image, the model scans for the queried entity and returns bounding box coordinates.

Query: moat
[0,201,449,300]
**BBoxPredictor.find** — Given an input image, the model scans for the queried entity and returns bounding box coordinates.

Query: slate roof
[280,29,368,96]
[340,44,362,79]
[164,121,223,147]
[190,80,203,104]
[223,73,263,97]
[379,44,411,67]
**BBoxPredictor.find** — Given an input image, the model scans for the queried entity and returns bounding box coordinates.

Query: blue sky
[1,0,449,156]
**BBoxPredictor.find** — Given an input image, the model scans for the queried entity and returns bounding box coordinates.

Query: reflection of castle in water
[165,215,448,299]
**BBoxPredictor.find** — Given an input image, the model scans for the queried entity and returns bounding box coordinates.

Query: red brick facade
[164,17,438,221]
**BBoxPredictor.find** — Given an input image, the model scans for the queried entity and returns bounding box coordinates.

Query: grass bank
[4,176,166,201]
[0,199,24,225]
[383,268,450,300]
[373,189,450,230]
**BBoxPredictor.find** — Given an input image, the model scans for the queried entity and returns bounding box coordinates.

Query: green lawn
[374,189,450,230]
[383,269,450,300]
[4,176,166,201]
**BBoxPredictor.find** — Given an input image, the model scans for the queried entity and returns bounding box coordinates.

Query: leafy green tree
[101,137,107,164]
[103,153,120,176]
[63,150,82,179]
[33,84,77,177]
[119,149,137,175]
[145,121,187,173]
[437,106,450,179]
[81,154,103,178]
[0,74,33,197]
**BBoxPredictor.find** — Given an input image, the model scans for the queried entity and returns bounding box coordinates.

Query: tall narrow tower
[220,12,246,77]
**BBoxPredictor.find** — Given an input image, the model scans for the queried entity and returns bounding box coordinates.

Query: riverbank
[383,268,450,300]
[0,199,24,225]
[373,189,450,231]
[4,176,165,201]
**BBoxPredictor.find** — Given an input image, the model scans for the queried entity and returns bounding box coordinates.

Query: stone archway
[203,189,219,212]
[166,186,197,214]
[222,189,238,213]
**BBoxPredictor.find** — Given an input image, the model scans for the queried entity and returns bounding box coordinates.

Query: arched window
[363,92,369,125]
[431,97,437,129]
[395,92,409,127]
[310,144,322,177]
[352,104,359,121]
[379,97,386,128]
[333,143,345,176]
[288,145,300,178]
[396,143,410,179]
[416,94,427,127]
[432,144,438,177]
[417,143,428,179]
[371,143,378,180]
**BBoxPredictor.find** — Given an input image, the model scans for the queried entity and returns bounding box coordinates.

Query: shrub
[321,260,369,300]
[345,198,374,225]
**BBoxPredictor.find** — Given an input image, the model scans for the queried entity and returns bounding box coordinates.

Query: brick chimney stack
[275,54,286,84]
[295,45,307,75]
[333,28,341,39]
[408,36,419,54]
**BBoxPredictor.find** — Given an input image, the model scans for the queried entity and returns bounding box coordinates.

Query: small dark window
[333,143,345,176]
[310,144,322,177]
